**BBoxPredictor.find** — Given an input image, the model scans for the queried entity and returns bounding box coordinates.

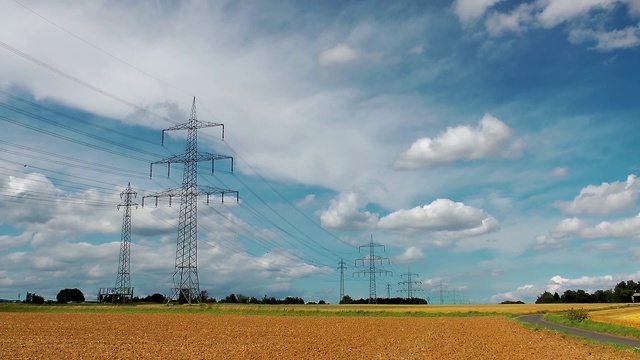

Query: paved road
[518,313,640,348]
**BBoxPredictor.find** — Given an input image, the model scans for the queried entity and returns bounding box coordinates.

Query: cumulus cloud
[534,213,640,251]
[555,174,639,215]
[395,246,426,264]
[320,191,378,230]
[379,199,499,234]
[546,274,615,294]
[490,284,538,303]
[393,114,525,169]
[453,0,505,23]
[491,271,640,303]
[319,44,358,66]
[320,194,499,246]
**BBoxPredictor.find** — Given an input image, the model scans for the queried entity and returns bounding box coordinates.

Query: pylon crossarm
[162,121,224,144]
[150,153,233,178]
[198,186,239,204]
[141,188,182,207]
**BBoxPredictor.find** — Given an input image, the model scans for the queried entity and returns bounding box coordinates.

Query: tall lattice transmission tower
[99,182,137,303]
[398,268,422,300]
[337,259,347,302]
[354,235,391,304]
[143,97,238,304]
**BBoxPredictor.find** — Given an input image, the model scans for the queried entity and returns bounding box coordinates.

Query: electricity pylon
[114,182,137,302]
[143,97,238,304]
[337,259,347,302]
[398,268,422,300]
[386,283,392,299]
[354,235,391,304]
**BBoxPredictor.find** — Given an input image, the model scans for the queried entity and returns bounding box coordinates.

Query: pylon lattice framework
[143,97,238,304]
[354,235,391,304]
[337,259,347,302]
[99,183,137,303]
[115,182,137,299]
[398,269,422,300]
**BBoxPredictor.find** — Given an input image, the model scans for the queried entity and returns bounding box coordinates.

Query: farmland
[2,303,640,359]
[591,306,640,328]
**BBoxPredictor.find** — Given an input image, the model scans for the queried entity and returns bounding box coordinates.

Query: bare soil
[2,313,639,359]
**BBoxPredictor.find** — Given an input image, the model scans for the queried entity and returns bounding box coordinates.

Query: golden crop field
[590,306,640,329]
[2,303,640,359]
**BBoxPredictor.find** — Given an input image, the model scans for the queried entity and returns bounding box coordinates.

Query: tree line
[339,295,428,304]
[535,280,640,304]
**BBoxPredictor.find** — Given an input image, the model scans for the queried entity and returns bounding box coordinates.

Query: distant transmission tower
[398,268,422,300]
[354,235,391,304]
[338,259,347,302]
[386,283,392,299]
[143,97,238,304]
[99,183,137,303]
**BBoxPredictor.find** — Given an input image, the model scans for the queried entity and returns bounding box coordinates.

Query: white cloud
[550,166,568,178]
[379,199,498,234]
[555,174,639,215]
[479,0,640,50]
[546,273,615,294]
[453,0,505,23]
[580,215,640,240]
[319,44,358,66]
[551,217,588,238]
[538,0,618,28]
[295,194,315,208]
[320,194,499,247]
[569,26,640,51]
[320,191,378,230]
[491,271,640,303]
[534,213,640,251]
[393,114,525,169]
[490,284,538,302]
[485,3,535,36]
[395,246,426,264]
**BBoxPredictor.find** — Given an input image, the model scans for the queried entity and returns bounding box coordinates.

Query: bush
[567,307,589,322]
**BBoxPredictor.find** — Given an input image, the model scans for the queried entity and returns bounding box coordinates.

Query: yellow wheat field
[590,306,640,329]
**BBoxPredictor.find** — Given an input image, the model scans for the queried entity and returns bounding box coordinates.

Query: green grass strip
[0,303,510,318]
[544,312,640,340]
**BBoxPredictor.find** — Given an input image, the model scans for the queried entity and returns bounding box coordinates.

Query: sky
[0,0,639,304]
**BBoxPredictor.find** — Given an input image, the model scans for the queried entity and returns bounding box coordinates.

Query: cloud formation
[393,114,525,169]
[453,0,505,23]
[555,174,639,215]
[319,44,358,67]
[457,0,640,51]
[320,193,499,246]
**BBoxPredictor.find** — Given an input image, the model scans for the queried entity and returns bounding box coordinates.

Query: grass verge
[544,312,640,340]
[0,303,511,318]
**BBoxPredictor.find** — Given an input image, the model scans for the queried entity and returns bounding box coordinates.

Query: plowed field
[2,313,638,359]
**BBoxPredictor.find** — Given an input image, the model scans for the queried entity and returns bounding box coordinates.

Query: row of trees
[535,280,640,304]
[340,295,428,304]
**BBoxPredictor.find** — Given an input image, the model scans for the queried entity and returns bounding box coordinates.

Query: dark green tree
[340,295,354,304]
[56,288,85,303]
[535,291,555,304]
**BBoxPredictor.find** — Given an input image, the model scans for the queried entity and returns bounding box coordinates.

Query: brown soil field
[2,312,640,359]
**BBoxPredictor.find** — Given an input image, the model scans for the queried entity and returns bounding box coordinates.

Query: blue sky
[1,0,640,304]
